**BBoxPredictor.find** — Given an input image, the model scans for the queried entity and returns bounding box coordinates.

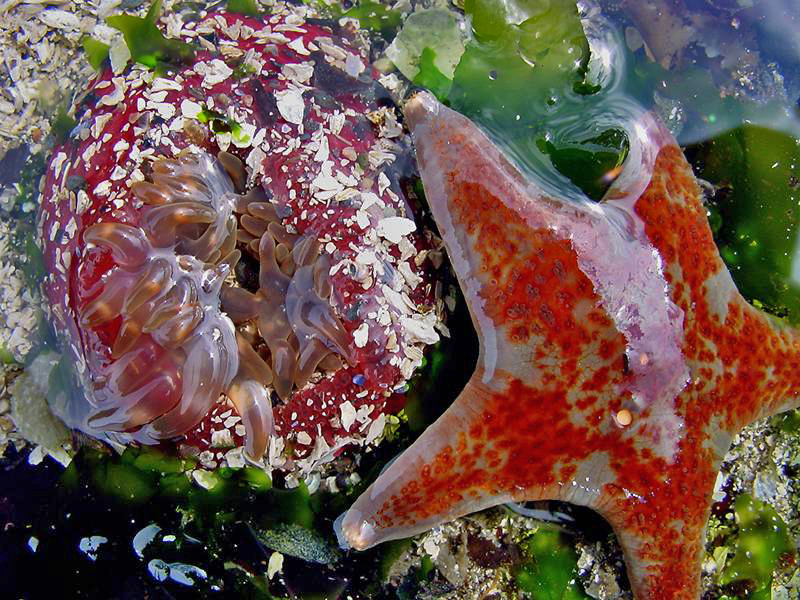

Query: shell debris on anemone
[37,4,444,475]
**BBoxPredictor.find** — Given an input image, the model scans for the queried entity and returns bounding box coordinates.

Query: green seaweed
[687,125,800,324]
[538,128,630,200]
[718,494,794,594]
[414,46,448,82]
[241,465,273,491]
[413,47,452,100]
[418,553,434,580]
[129,446,186,475]
[378,538,415,581]
[0,345,15,364]
[7,152,47,293]
[51,445,359,596]
[50,105,77,146]
[344,1,402,36]
[226,0,262,16]
[82,36,111,71]
[776,408,800,433]
[107,0,195,71]
[449,0,590,114]
[198,106,237,133]
[230,59,258,81]
[387,8,464,82]
[402,0,625,201]
[515,530,590,599]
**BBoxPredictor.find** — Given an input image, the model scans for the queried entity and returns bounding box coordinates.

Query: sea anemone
[38,4,444,470]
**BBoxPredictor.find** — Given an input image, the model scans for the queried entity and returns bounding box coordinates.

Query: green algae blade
[82,36,111,71]
[688,125,800,324]
[226,0,262,16]
[344,1,402,36]
[515,530,590,600]
[718,494,794,593]
[107,0,195,71]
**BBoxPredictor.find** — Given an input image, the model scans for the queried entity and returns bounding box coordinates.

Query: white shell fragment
[340,401,357,432]
[99,78,126,106]
[401,315,440,345]
[133,524,162,558]
[377,217,416,244]
[196,59,234,87]
[275,88,305,125]
[353,323,369,348]
[283,62,314,83]
[78,536,108,562]
[110,40,131,74]
[37,9,81,31]
[181,99,203,119]
[268,552,284,580]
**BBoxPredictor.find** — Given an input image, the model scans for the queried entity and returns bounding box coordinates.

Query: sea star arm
[618,137,800,431]
[339,92,800,599]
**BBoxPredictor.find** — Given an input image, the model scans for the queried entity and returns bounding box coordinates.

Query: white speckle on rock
[168,562,208,586]
[154,102,176,120]
[365,413,386,445]
[151,78,183,92]
[287,36,310,56]
[398,261,423,289]
[210,428,234,448]
[147,559,170,582]
[224,447,246,468]
[401,315,440,345]
[246,146,267,184]
[192,469,219,490]
[99,77,126,106]
[282,62,314,83]
[110,39,131,74]
[38,9,81,30]
[93,180,111,197]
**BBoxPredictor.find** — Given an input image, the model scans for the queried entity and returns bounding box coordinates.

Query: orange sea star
[338,92,800,598]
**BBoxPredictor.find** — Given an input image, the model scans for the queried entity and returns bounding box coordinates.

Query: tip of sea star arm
[404,91,533,207]
[336,378,517,550]
[404,90,439,126]
[334,508,375,550]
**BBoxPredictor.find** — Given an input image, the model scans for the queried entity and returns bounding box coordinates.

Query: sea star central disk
[338,92,800,598]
